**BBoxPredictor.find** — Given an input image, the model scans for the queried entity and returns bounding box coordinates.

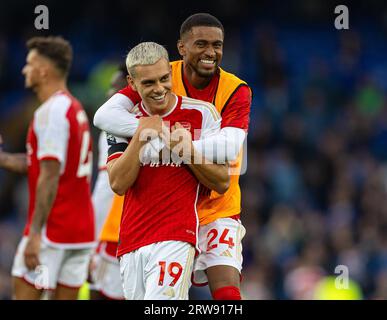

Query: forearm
[192,127,246,163]
[187,147,230,194]
[107,134,146,195]
[30,173,60,234]
[0,152,28,174]
[93,94,139,137]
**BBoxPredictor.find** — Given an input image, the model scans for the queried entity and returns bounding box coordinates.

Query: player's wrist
[29,225,42,236]
[175,141,195,164]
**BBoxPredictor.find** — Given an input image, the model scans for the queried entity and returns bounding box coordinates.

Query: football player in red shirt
[106,42,229,299]
[0,37,95,300]
[94,13,251,300]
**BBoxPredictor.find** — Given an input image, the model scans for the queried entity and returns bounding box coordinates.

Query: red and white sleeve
[35,95,71,169]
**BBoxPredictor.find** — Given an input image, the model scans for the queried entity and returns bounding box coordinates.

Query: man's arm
[0,135,28,174]
[0,152,28,174]
[192,85,251,163]
[107,116,162,195]
[192,127,246,163]
[95,85,251,164]
[24,159,60,270]
[30,160,61,233]
[187,156,230,194]
[107,132,145,196]
[93,92,140,137]
[166,123,230,194]
[94,94,247,163]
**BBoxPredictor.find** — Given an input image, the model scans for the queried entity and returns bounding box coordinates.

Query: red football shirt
[107,95,221,257]
[25,91,95,248]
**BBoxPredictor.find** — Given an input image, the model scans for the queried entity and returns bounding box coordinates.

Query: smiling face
[178,26,224,78]
[128,58,174,115]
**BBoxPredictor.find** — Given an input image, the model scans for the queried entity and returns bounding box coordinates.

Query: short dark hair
[180,13,224,38]
[26,36,73,77]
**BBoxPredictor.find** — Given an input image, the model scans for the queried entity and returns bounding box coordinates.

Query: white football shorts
[12,236,93,290]
[120,241,195,300]
[193,217,246,285]
[91,242,124,300]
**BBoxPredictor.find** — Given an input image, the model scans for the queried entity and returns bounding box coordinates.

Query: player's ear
[39,64,48,79]
[127,75,137,92]
[177,39,186,56]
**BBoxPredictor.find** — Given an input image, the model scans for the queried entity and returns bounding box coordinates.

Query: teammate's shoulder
[218,67,249,86]
[35,92,82,128]
[181,95,215,109]
[170,60,182,67]
[181,96,220,120]
[36,91,70,116]
[50,91,76,110]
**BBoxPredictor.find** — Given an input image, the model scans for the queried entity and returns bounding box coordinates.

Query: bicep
[220,85,252,131]
[38,159,61,180]
[106,158,117,174]
[93,93,139,137]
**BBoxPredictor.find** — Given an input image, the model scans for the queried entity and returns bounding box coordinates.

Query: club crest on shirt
[179,121,191,131]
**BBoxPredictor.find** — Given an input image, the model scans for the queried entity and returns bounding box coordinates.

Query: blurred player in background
[0,36,95,300]
[106,42,229,299]
[94,13,251,300]
[89,65,127,300]
[91,65,128,241]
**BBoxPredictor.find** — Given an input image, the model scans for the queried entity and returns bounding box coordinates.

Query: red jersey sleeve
[220,85,252,131]
[118,86,141,105]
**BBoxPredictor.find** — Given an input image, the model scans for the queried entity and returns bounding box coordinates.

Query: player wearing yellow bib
[94,13,252,300]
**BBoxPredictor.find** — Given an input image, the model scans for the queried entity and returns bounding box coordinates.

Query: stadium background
[1,0,387,299]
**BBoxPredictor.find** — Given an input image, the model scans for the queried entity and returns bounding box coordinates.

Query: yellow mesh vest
[171,60,249,225]
[99,194,124,242]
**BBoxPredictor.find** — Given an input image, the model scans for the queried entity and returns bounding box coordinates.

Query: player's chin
[24,79,35,89]
[198,68,216,78]
[148,98,167,110]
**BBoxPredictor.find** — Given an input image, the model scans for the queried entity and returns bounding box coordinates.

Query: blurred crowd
[240,27,387,299]
[1,1,387,299]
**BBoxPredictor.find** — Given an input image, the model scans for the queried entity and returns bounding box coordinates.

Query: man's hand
[24,233,41,270]
[0,134,28,173]
[161,122,193,163]
[136,115,163,142]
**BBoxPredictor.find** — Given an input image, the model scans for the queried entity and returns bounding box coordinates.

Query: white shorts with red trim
[11,236,93,290]
[119,241,195,300]
[90,242,124,300]
[193,217,246,286]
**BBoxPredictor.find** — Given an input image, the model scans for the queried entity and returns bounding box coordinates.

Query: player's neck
[35,80,68,103]
[183,65,213,90]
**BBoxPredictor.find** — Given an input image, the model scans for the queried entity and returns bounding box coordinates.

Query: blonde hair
[126,42,169,77]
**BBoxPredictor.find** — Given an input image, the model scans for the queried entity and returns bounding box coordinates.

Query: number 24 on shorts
[207,228,235,252]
